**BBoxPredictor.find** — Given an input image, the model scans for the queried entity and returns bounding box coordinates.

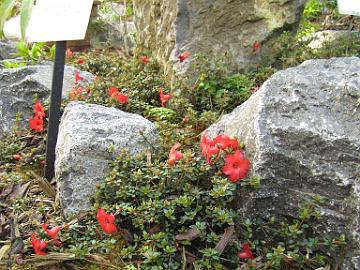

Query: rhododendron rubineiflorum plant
[31,223,62,255]
[160,88,171,107]
[238,242,255,260]
[108,87,129,104]
[168,143,184,166]
[201,131,250,182]
[29,101,45,132]
[97,208,118,234]
[42,224,62,246]
[31,234,48,255]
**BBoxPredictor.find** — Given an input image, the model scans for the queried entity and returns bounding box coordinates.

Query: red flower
[214,133,238,151]
[222,150,250,182]
[74,71,84,84]
[168,143,184,166]
[42,224,62,246]
[97,208,118,234]
[108,87,128,104]
[66,48,74,58]
[13,154,21,161]
[108,87,118,97]
[33,101,45,118]
[77,58,85,65]
[252,41,260,54]
[69,87,83,100]
[139,55,150,64]
[200,131,220,164]
[31,234,48,255]
[178,51,190,63]
[116,93,129,104]
[237,243,254,260]
[29,101,45,132]
[29,116,44,132]
[160,88,171,107]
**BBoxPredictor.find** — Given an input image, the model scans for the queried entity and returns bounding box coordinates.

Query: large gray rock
[0,63,94,137]
[133,0,307,78]
[55,102,160,215]
[0,39,17,60]
[207,57,360,269]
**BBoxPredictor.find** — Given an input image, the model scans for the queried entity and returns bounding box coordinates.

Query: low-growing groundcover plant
[1,9,356,265]
[0,49,347,270]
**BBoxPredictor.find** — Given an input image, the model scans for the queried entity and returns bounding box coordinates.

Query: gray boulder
[0,39,17,60]
[55,102,160,215]
[207,57,360,269]
[0,63,94,137]
[133,0,307,78]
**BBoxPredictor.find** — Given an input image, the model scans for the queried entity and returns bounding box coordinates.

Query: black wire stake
[44,40,67,181]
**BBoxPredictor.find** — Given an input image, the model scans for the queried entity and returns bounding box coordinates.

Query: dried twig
[28,171,56,199]
[214,226,235,255]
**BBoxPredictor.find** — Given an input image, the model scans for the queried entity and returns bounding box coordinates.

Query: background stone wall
[133,0,308,78]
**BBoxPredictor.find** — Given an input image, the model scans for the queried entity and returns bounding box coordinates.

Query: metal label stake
[44,41,67,180]
[25,0,94,180]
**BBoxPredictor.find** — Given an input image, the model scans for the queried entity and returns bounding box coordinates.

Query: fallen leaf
[0,185,13,198]
[10,237,24,255]
[0,244,10,261]
[148,224,162,236]
[9,182,31,200]
[176,228,200,242]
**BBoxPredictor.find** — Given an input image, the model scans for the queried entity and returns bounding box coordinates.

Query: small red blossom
[252,41,260,54]
[160,88,171,107]
[66,48,74,58]
[13,154,21,161]
[116,93,129,104]
[31,234,48,255]
[29,101,45,132]
[74,71,84,84]
[139,55,150,64]
[42,224,62,246]
[33,101,45,118]
[222,150,250,182]
[77,58,85,65]
[168,143,184,166]
[97,208,118,234]
[41,160,45,166]
[108,87,118,97]
[200,131,220,164]
[29,116,44,132]
[237,243,254,260]
[108,87,128,104]
[178,51,190,63]
[214,133,238,151]
[69,87,83,100]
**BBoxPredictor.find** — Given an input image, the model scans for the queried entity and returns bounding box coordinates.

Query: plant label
[338,0,360,16]
[26,0,94,42]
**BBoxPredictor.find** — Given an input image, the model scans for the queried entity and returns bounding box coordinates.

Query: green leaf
[16,40,30,58]
[20,0,34,41]
[0,0,15,39]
